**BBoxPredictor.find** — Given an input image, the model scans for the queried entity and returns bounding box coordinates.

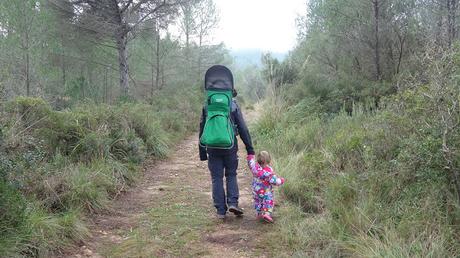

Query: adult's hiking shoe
[228,206,244,216]
[216,214,226,220]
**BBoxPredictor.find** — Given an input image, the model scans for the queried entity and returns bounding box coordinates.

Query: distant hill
[230,49,287,68]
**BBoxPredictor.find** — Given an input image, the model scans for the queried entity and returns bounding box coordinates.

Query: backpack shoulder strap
[231,99,238,113]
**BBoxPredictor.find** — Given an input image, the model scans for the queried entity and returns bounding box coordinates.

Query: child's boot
[262,213,273,223]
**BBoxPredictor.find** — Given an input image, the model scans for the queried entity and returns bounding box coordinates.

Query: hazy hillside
[230,48,286,67]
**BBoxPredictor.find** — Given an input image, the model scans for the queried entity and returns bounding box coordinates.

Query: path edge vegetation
[0,92,201,257]
[250,49,460,257]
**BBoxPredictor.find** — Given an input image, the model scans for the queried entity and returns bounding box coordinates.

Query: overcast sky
[212,0,306,53]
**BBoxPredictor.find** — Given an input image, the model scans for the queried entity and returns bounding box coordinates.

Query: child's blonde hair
[257,151,271,166]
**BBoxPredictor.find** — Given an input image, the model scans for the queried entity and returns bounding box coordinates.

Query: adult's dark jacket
[199,100,255,161]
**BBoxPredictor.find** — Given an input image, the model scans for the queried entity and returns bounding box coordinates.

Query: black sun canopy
[205,65,234,90]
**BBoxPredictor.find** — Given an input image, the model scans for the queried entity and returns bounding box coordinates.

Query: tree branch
[120,0,134,13]
[130,1,169,30]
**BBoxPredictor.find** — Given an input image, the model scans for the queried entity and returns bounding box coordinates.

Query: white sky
[212,0,306,53]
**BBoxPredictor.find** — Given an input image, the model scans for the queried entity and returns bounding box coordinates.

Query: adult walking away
[199,65,255,219]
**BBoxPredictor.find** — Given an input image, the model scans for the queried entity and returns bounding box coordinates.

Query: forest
[2,0,460,257]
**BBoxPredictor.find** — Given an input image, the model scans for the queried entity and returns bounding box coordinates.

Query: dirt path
[69,131,275,258]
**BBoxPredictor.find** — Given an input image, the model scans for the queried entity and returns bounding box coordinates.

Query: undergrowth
[252,83,460,256]
[0,93,199,257]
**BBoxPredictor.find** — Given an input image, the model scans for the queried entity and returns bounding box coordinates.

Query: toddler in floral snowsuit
[247,151,285,223]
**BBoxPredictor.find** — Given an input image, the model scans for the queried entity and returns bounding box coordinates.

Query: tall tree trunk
[450,0,458,44]
[161,68,165,89]
[25,51,30,96]
[60,34,66,88]
[155,31,161,90]
[80,66,85,100]
[154,22,158,101]
[436,0,445,47]
[354,56,362,72]
[373,0,382,81]
[198,33,203,79]
[150,61,155,102]
[452,0,459,40]
[396,31,406,75]
[116,32,129,96]
[185,27,191,78]
[20,1,31,96]
[182,3,192,78]
[61,57,66,88]
[185,27,190,52]
[448,0,453,47]
[151,20,161,101]
[24,24,31,96]
[87,66,93,100]
[104,67,108,104]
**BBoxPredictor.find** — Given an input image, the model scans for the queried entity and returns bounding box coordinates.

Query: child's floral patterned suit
[247,155,285,216]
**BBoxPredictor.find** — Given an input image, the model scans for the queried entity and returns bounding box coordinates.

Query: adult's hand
[200,153,208,161]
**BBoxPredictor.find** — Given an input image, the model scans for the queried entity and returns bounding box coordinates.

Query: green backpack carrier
[200,65,236,149]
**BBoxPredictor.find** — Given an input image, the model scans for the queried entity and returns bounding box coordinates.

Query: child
[247,151,285,223]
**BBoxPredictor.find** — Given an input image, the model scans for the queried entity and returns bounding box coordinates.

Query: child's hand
[276,177,285,186]
[247,154,255,161]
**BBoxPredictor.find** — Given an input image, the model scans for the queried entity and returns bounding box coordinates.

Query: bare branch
[120,0,134,13]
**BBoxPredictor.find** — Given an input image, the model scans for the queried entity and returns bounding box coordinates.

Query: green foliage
[0,180,26,238]
[18,208,88,257]
[25,159,137,214]
[261,53,298,88]
[2,98,184,164]
[0,180,88,257]
[278,0,456,113]
[0,95,198,255]
[252,80,460,256]
[247,1,460,256]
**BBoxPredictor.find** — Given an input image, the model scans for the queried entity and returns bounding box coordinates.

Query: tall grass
[0,93,200,256]
[252,89,460,256]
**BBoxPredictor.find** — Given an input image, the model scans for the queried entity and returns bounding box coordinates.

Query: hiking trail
[67,109,278,258]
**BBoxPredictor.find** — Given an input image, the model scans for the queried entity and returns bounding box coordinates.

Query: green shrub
[27,158,137,213]
[325,173,358,219]
[252,86,460,256]
[73,131,113,161]
[277,152,325,213]
[0,96,198,255]
[4,97,53,126]
[24,208,88,256]
[0,180,26,238]
[0,182,89,257]
[113,131,148,163]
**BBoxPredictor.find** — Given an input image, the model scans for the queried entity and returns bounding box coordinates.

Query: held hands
[276,177,286,186]
[246,154,255,169]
